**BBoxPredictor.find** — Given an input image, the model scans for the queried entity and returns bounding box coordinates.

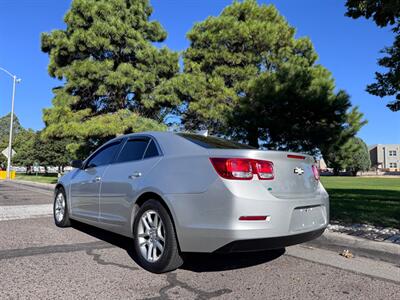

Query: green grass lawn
[16,174,59,184]
[321,176,400,229]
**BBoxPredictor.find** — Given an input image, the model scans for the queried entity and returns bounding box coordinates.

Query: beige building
[369,144,400,171]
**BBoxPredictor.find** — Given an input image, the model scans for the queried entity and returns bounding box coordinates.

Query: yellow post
[0,170,15,179]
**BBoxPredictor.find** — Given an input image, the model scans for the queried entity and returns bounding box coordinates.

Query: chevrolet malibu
[54,131,329,273]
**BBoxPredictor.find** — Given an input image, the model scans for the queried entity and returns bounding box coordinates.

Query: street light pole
[6,76,17,179]
[0,67,21,179]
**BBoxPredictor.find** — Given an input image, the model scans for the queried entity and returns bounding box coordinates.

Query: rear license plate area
[290,205,326,232]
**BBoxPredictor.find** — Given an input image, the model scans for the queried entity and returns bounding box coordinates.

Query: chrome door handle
[93,176,101,182]
[129,172,142,179]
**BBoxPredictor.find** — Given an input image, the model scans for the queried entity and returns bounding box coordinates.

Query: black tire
[53,187,71,227]
[133,199,183,273]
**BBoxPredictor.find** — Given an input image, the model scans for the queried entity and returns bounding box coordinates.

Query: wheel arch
[131,191,181,250]
[54,183,65,192]
[54,183,71,214]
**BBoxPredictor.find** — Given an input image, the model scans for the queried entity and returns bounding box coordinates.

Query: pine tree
[41,0,179,156]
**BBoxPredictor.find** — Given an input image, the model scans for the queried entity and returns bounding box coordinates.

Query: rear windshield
[177,133,255,149]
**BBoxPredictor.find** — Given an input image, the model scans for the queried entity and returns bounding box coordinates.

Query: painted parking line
[0,204,52,221]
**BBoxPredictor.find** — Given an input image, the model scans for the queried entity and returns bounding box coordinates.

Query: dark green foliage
[13,130,72,172]
[324,109,368,174]
[345,137,371,175]
[0,113,22,143]
[0,113,23,167]
[12,129,37,169]
[326,137,371,176]
[345,0,400,27]
[41,0,178,157]
[345,0,400,111]
[157,0,363,155]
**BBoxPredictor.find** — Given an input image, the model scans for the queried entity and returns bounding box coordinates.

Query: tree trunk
[333,168,340,176]
[247,129,259,148]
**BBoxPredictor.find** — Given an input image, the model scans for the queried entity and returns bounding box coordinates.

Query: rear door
[70,141,122,221]
[99,137,161,229]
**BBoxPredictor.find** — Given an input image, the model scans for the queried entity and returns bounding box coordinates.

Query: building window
[389,150,397,156]
[389,163,397,168]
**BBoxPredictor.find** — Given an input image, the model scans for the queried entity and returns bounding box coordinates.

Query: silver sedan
[54,132,329,273]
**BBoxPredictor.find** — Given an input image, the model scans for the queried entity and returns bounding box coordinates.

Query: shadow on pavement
[181,249,285,272]
[71,220,285,272]
[71,220,138,254]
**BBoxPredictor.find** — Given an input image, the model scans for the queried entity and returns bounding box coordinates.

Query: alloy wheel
[137,210,166,262]
[54,192,65,222]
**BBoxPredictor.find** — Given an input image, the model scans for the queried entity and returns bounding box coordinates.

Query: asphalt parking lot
[0,180,399,299]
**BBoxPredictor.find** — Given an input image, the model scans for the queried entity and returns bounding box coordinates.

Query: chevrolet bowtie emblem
[294,167,304,175]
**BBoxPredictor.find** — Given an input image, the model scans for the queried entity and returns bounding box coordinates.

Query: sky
[0,0,399,146]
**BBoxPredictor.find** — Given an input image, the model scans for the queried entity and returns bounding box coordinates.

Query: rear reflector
[239,216,267,221]
[287,154,305,160]
[210,158,274,180]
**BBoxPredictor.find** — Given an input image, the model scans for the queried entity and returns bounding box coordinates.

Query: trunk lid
[207,149,319,199]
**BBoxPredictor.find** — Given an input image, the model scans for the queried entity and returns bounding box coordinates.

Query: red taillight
[209,158,253,180]
[312,165,320,180]
[252,160,274,180]
[209,158,274,180]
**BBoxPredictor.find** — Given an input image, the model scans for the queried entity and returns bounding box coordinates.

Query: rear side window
[86,142,121,168]
[177,133,255,149]
[116,139,149,163]
[144,139,159,159]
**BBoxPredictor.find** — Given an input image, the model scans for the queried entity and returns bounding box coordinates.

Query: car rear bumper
[214,228,325,253]
[165,179,329,253]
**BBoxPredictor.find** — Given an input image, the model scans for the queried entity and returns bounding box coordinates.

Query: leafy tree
[13,130,72,173]
[0,137,8,168]
[325,136,370,176]
[345,137,371,176]
[345,0,400,111]
[156,0,364,155]
[41,0,178,157]
[0,113,23,169]
[0,113,22,143]
[12,129,37,172]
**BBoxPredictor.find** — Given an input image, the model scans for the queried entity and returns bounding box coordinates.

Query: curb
[9,180,56,192]
[305,230,400,265]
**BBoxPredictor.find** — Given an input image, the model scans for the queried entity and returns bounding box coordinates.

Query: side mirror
[71,160,83,169]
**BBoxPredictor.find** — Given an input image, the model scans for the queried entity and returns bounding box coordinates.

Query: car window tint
[86,142,120,168]
[177,133,255,149]
[116,139,149,163]
[144,139,159,159]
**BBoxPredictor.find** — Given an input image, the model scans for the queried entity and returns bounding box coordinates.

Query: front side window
[389,150,397,156]
[116,138,150,163]
[86,142,121,168]
[389,163,397,168]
